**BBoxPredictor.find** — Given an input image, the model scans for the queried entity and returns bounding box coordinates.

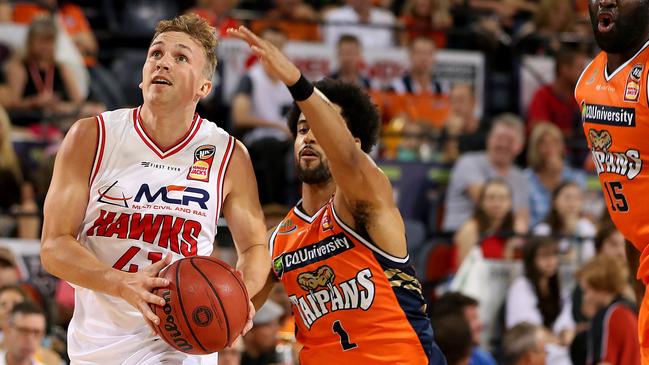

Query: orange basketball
[152,256,249,354]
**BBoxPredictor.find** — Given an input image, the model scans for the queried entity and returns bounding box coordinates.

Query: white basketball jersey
[68,107,235,364]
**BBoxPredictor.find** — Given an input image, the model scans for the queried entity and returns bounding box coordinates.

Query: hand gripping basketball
[116,253,172,334]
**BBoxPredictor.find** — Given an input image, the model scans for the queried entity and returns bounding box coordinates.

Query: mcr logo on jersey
[288,265,376,329]
[588,129,643,180]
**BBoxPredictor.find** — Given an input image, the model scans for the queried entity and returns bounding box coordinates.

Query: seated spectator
[533,182,595,263]
[502,322,547,365]
[443,113,529,233]
[231,27,294,205]
[329,34,372,89]
[0,285,27,336]
[322,0,397,48]
[431,313,472,365]
[526,48,588,138]
[186,0,240,37]
[574,255,640,365]
[506,237,574,365]
[525,122,586,227]
[242,300,285,365]
[454,179,519,267]
[11,0,120,109]
[430,292,497,365]
[400,0,452,48]
[441,83,487,162]
[4,17,99,129]
[0,106,39,239]
[251,0,320,42]
[389,36,447,95]
[0,249,19,287]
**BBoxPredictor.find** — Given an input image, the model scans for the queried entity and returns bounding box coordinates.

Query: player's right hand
[116,253,172,335]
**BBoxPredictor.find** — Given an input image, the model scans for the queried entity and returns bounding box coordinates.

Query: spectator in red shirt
[577,255,640,365]
[527,47,589,137]
[186,0,240,37]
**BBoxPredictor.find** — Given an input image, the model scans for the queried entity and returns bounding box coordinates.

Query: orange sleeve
[61,4,91,34]
[11,4,45,24]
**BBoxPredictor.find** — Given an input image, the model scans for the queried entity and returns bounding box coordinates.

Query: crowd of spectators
[0,0,637,365]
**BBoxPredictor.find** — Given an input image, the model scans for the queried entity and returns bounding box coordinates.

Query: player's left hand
[242,300,255,336]
[226,26,301,87]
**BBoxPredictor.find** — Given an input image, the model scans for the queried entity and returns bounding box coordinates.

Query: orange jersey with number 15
[270,199,445,365]
[575,40,649,279]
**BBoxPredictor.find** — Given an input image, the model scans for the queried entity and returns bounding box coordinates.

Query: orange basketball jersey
[575,40,649,280]
[270,200,444,364]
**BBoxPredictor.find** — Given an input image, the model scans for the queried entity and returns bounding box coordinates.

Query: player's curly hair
[287,78,380,153]
[153,14,218,79]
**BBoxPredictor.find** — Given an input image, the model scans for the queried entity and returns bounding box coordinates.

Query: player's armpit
[221,140,270,298]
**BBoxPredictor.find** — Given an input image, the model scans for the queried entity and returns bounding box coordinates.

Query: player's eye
[298,127,309,134]
[150,50,162,58]
[177,55,188,62]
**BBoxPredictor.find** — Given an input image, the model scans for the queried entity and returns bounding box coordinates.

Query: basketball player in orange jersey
[228,26,447,365]
[39,15,269,364]
[576,0,649,363]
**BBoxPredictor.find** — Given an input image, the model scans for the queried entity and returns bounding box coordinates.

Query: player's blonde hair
[153,14,218,79]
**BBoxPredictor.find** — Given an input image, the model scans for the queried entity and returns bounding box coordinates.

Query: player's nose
[597,0,616,8]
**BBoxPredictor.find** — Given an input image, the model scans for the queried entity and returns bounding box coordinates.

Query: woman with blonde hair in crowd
[525,122,586,227]
[0,106,39,238]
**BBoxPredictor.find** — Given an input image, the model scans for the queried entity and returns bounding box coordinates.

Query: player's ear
[139,82,143,89]
[198,80,212,98]
[354,138,361,149]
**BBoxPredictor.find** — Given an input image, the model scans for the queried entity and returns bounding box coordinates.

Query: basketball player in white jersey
[40,15,270,364]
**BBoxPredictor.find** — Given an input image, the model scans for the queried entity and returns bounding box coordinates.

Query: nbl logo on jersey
[288,265,376,329]
[187,145,215,182]
[624,64,643,102]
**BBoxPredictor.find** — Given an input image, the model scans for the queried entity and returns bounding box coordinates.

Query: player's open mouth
[598,12,615,33]
[300,148,319,160]
[152,76,173,86]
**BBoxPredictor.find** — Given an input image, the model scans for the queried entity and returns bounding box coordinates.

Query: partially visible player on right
[575,0,649,363]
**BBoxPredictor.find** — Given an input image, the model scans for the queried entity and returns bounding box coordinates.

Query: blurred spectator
[431,313,472,365]
[0,107,40,239]
[251,0,320,42]
[395,121,431,161]
[0,0,9,22]
[231,27,293,205]
[502,322,547,365]
[399,0,452,48]
[533,182,595,262]
[430,292,497,365]
[526,48,588,137]
[389,36,447,95]
[242,300,286,365]
[322,0,397,48]
[0,285,27,336]
[186,0,240,37]
[443,113,529,233]
[506,237,574,365]
[4,17,100,129]
[525,122,586,227]
[0,66,10,106]
[569,220,636,365]
[517,0,578,55]
[454,179,517,267]
[329,34,372,89]
[574,255,640,365]
[10,0,120,110]
[441,83,487,162]
[0,250,19,287]
[0,302,46,365]
[219,338,243,365]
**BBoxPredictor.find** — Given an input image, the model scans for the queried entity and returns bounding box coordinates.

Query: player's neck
[607,38,649,73]
[139,103,197,150]
[300,180,336,216]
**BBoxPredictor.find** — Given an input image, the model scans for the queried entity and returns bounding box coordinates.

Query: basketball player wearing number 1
[575,0,649,363]
[228,26,447,365]
[40,15,270,364]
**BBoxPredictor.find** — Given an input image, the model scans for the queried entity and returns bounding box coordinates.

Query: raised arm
[41,117,171,332]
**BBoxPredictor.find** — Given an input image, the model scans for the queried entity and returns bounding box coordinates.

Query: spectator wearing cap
[242,300,285,365]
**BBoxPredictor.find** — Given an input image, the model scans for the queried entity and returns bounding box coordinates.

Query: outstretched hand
[227,26,301,87]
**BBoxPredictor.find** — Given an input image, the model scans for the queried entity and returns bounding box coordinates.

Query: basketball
[151,256,249,354]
